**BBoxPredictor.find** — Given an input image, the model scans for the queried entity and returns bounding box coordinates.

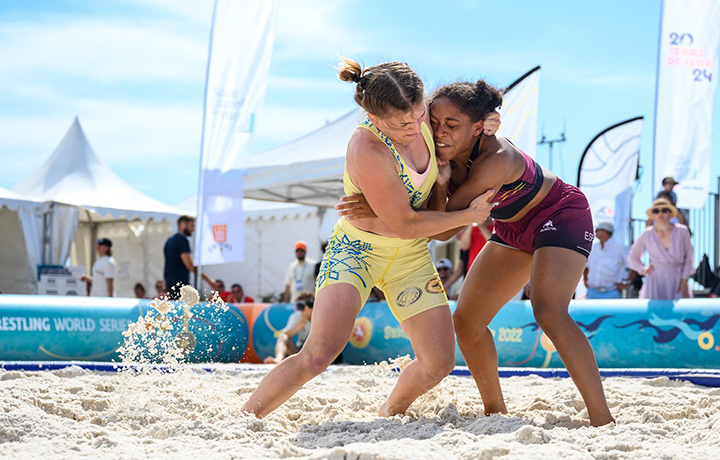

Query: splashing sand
[0,364,718,459]
[117,286,227,367]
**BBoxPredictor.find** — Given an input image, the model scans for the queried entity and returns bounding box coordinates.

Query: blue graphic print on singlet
[317,233,373,289]
[360,119,425,207]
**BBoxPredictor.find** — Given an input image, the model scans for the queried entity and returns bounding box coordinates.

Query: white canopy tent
[12,118,186,297]
[175,195,335,300]
[242,109,363,207]
[0,186,44,294]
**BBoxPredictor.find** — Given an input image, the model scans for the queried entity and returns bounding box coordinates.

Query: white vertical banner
[653,0,720,209]
[578,117,644,246]
[195,0,278,266]
[497,66,540,159]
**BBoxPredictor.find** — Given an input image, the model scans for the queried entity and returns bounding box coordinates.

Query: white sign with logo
[653,0,720,209]
[195,0,278,265]
[578,117,644,245]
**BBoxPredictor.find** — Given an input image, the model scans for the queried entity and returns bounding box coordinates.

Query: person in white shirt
[583,222,629,299]
[81,238,116,297]
[436,258,463,301]
[283,240,317,303]
[264,294,314,364]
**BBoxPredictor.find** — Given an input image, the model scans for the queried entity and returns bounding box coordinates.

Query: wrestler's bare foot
[263,357,278,364]
[483,402,508,416]
[590,414,616,427]
[378,401,403,417]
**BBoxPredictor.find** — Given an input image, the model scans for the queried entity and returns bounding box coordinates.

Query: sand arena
[1,362,719,459]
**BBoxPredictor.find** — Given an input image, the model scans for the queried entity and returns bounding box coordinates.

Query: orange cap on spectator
[294,240,307,251]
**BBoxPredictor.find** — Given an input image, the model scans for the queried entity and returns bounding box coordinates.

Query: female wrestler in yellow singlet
[241,58,497,418]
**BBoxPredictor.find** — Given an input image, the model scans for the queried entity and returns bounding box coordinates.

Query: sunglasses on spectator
[437,267,449,271]
[652,208,671,214]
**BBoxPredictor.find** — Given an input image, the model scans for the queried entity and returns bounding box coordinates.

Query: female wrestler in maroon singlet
[338,81,614,426]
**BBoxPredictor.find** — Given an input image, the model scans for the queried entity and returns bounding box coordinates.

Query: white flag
[498,66,540,159]
[578,117,644,245]
[653,0,720,209]
[195,0,278,265]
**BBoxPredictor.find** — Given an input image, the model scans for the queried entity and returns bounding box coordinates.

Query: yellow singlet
[343,119,438,208]
[317,119,449,323]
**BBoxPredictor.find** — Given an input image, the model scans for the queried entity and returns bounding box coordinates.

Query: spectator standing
[283,240,317,303]
[81,238,116,297]
[628,199,694,300]
[263,293,314,364]
[655,190,689,227]
[155,280,167,298]
[656,176,679,204]
[230,283,255,303]
[436,258,463,301]
[163,216,217,298]
[458,218,494,275]
[583,222,628,299]
[134,283,148,299]
[655,177,688,227]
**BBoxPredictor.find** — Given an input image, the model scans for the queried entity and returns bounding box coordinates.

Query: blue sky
[1,0,718,218]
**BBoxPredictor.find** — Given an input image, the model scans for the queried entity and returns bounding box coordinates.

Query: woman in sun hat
[628,198,694,300]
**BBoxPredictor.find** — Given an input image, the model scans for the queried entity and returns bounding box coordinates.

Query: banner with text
[498,66,540,159]
[578,117,644,245]
[653,0,720,209]
[195,0,278,265]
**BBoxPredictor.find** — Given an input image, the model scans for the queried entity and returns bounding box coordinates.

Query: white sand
[0,364,718,459]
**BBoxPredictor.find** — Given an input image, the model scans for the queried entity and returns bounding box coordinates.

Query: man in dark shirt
[164,215,217,298]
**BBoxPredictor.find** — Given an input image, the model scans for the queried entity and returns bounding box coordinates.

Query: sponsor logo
[349,317,373,349]
[212,224,227,243]
[595,206,615,219]
[540,220,557,232]
[584,231,595,242]
[490,201,500,208]
[425,278,445,294]
[396,287,422,307]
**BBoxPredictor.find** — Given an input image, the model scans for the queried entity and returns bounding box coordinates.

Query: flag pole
[195,0,219,292]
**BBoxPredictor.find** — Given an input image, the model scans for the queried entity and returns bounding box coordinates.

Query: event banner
[497,66,540,159]
[577,117,644,245]
[653,0,720,209]
[195,0,278,265]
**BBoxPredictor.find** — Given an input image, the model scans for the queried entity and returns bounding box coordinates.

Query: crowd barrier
[248,300,720,369]
[0,295,248,363]
[0,296,718,369]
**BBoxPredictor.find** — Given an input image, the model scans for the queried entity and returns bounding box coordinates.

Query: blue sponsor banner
[0,296,248,363]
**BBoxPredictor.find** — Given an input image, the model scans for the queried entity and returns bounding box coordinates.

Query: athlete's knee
[532,305,572,333]
[299,345,339,376]
[418,353,455,381]
[454,312,488,343]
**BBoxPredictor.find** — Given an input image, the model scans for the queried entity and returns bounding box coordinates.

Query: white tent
[0,187,43,294]
[12,118,186,297]
[174,195,335,300]
[242,109,363,207]
[15,118,183,221]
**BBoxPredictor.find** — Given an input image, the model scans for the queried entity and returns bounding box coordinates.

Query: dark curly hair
[429,80,503,122]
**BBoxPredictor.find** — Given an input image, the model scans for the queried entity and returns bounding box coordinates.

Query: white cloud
[0,18,207,83]
[272,0,372,62]
[0,0,370,200]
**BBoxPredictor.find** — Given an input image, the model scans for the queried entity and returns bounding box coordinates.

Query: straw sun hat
[646,198,678,219]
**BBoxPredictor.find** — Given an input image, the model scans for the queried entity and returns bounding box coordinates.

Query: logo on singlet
[396,287,422,307]
[540,220,557,232]
[425,278,444,295]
